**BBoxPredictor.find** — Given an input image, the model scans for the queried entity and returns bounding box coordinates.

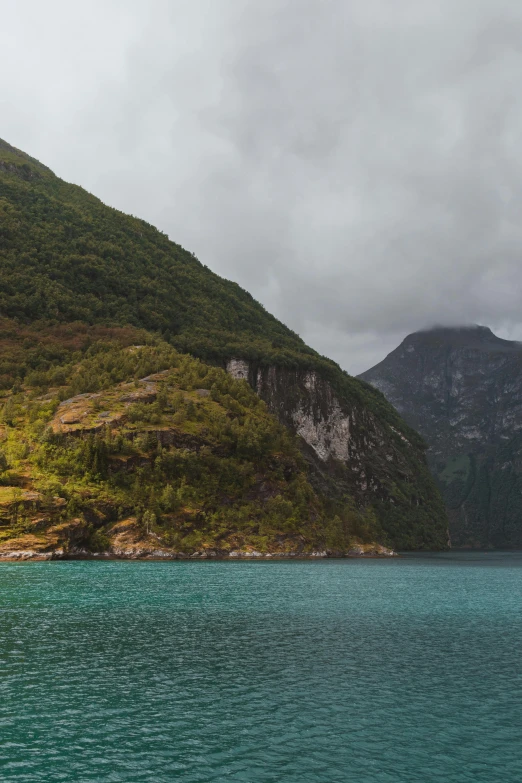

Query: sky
[2,0,522,374]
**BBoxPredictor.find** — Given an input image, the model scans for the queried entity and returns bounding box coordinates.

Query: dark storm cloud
[2,0,522,372]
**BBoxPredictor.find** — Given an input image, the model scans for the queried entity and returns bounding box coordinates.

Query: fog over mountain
[2,0,522,373]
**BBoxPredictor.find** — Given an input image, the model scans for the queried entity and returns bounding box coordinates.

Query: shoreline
[0,546,398,562]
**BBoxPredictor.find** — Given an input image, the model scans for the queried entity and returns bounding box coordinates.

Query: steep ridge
[360,326,522,548]
[0,138,448,551]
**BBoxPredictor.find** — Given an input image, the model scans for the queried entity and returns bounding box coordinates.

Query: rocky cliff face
[360,326,522,548]
[226,359,448,550]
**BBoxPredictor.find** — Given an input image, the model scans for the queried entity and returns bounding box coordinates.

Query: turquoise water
[0,554,521,782]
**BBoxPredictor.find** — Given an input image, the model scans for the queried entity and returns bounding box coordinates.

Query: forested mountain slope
[360,326,522,548]
[0,138,448,553]
[0,341,395,559]
[0,137,314,363]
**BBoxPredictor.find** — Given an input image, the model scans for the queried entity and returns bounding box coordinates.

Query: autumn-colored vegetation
[0,342,379,556]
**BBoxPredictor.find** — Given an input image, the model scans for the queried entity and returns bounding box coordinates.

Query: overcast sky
[2,0,522,373]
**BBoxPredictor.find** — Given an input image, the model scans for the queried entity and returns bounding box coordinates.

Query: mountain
[360,325,522,548]
[0,138,448,555]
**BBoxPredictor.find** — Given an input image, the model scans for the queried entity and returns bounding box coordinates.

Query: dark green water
[1,553,521,782]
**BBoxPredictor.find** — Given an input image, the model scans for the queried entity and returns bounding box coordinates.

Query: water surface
[1,553,521,782]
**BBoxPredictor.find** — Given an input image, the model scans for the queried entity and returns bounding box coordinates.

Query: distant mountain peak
[359,322,522,549]
[400,324,520,353]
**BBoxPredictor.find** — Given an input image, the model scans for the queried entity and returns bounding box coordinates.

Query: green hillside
[0,138,422,423]
[0,138,449,553]
[0,137,316,365]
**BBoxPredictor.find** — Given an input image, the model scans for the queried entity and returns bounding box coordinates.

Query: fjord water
[1,555,521,782]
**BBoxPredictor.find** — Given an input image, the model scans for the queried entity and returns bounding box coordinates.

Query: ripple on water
[0,554,521,782]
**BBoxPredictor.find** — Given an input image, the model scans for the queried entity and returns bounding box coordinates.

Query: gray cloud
[2,0,522,372]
